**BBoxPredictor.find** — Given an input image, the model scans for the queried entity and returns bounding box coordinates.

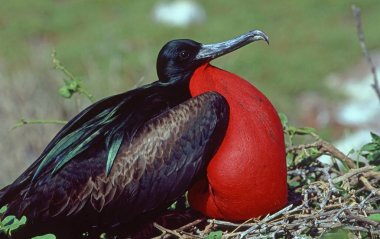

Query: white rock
[152,0,206,27]
[337,73,380,125]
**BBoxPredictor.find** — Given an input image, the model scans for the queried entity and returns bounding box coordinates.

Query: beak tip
[251,30,269,45]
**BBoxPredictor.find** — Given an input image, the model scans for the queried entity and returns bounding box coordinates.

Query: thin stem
[11,119,67,130]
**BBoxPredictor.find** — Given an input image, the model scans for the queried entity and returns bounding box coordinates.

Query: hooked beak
[195,30,269,61]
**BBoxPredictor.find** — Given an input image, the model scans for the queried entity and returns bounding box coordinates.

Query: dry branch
[352,4,380,102]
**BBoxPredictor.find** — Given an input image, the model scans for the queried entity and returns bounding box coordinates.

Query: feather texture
[1,91,228,232]
[105,130,124,176]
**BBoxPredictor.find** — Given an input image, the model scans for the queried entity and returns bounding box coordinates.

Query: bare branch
[287,140,357,169]
[10,119,67,130]
[333,165,375,183]
[352,5,380,102]
[359,176,380,197]
[152,222,185,239]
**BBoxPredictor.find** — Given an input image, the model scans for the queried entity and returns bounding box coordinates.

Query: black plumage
[0,39,229,238]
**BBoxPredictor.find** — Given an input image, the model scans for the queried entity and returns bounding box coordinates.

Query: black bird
[0,29,276,238]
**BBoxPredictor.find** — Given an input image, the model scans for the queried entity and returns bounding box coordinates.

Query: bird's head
[156,29,269,84]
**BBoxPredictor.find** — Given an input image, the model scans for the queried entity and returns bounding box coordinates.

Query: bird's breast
[188,63,287,220]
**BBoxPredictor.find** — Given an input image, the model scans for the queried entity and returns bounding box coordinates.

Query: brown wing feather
[5,92,228,229]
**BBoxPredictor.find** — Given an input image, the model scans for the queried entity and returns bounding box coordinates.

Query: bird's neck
[165,77,192,104]
[189,63,261,101]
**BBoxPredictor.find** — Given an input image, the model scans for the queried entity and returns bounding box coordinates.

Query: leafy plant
[32,234,56,239]
[1,205,58,239]
[280,113,321,169]
[321,228,351,239]
[207,231,223,239]
[0,205,26,237]
[359,132,380,166]
[52,50,94,102]
[368,214,380,223]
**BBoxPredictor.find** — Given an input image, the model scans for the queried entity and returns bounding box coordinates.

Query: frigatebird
[0,29,287,238]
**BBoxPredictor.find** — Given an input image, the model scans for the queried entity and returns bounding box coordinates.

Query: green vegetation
[1,1,380,238]
[1,1,380,115]
[0,205,55,238]
[360,132,380,165]
[0,205,26,237]
[52,51,94,102]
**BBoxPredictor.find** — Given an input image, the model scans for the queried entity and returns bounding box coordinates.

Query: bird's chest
[189,64,286,218]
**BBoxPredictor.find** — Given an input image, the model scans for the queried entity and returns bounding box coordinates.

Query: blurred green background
[0,0,379,186]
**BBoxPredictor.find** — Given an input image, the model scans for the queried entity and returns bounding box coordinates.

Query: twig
[287,140,357,169]
[319,167,338,209]
[237,205,295,238]
[359,176,380,197]
[333,166,375,183]
[363,171,380,179]
[177,218,204,231]
[202,220,214,235]
[152,222,184,239]
[229,218,253,234]
[10,119,67,130]
[344,225,380,235]
[345,209,380,227]
[352,5,380,102]
[155,219,205,239]
[359,190,377,208]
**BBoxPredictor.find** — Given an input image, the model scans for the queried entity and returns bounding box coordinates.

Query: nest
[151,136,380,239]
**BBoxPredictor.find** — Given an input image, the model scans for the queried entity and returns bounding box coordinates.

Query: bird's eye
[179,50,190,60]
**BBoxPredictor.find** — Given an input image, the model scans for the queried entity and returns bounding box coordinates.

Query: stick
[287,140,357,169]
[11,119,67,130]
[152,223,184,239]
[352,5,380,102]
[359,176,380,197]
[333,166,375,183]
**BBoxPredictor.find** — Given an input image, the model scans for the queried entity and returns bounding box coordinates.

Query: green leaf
[207,231,223,239]
[289,181,300,187]
[296,127,316,135]
[58,86,72,98]
[1,215,27,232]
[0,205,7,214]
[322,228,350,239]
[347,148,355,155]
[370,152,380,163]
[68,80,79,90]
[361,143,379,152]
[368,214,380,222]
[278,112,288,127]
[2,215,15,226]
[370,132,380,143]
[286,153,295,167]
[32,234,56,239]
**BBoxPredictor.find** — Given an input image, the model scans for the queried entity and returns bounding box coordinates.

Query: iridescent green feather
[105,131,124,176]
[33,129,87,180]
[51,129,103,175]
[32,99,127,181]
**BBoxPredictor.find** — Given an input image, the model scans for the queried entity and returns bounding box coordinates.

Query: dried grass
[0,45,80,187]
